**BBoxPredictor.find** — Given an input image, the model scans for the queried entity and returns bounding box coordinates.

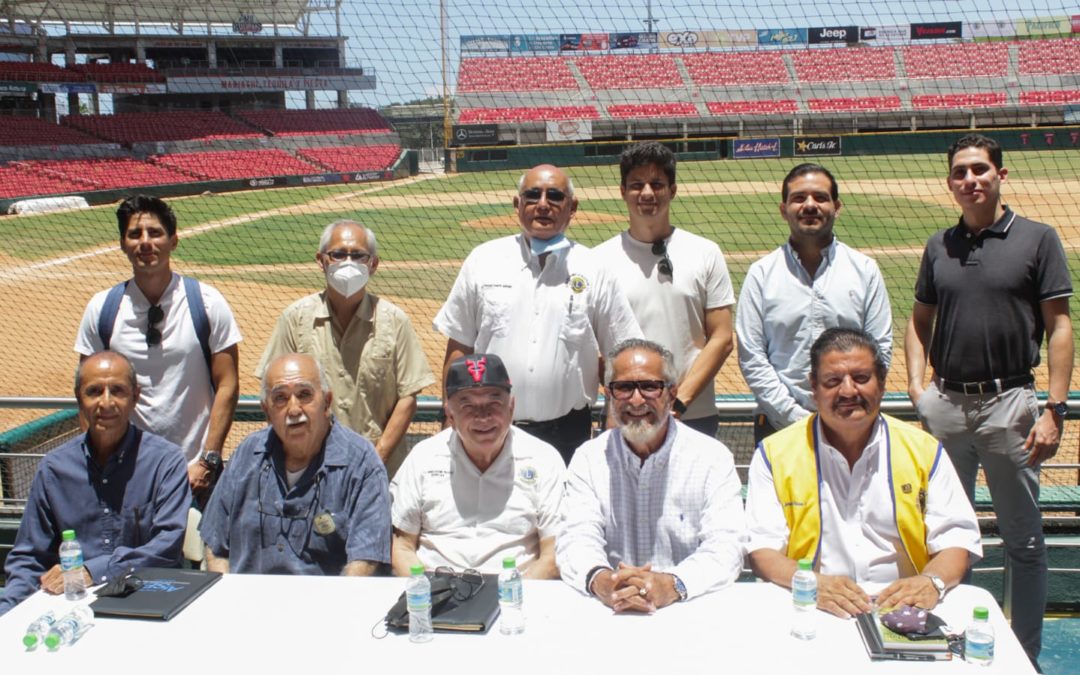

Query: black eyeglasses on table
[433,566,485,601]
[607,380,669,400]
[652,239,674,278]
[146,304,164,346]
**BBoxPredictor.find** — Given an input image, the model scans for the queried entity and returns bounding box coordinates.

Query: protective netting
[0,2,1077,481]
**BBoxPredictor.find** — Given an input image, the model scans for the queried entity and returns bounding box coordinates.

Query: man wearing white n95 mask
[257,220,435,478]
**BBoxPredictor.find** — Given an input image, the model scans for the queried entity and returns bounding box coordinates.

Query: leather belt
[936,373,1034,396]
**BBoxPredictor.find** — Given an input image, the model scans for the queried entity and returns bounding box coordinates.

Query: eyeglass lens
[146,304,164,346]
[608,380,667,400]
[521,187,567,204]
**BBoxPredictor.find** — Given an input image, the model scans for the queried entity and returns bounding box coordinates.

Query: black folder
[90,567,222,621]
[385,573,501,634]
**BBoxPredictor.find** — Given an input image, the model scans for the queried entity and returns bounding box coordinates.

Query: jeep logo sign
[808,26,859,44]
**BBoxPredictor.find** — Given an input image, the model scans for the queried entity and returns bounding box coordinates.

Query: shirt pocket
[479,286,513,341]
[559,293,592,352]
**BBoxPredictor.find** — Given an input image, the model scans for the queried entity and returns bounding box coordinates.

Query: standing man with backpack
[75,195,242,498]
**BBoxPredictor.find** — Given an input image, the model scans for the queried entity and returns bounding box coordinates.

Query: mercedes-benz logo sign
[456,129,468,141]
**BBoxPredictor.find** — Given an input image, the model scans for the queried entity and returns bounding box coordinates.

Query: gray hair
[74,351,138,398]
[517,171,575,200]
[317,219,378,257]
[809,328,888,384]
[260,353,333,402]
[604,338,678,385]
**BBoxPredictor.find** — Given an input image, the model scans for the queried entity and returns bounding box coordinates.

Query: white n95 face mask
[326,261,369,298]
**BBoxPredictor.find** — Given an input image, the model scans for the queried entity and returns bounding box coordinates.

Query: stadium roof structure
[0,0,326,27]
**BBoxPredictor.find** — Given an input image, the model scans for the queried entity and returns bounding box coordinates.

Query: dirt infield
[1,173,1078,440]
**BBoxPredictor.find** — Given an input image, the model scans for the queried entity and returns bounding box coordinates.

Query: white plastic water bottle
[964,606,995,666]
[44,606,94,650]
[58,529,87,601]
[406,564,433,643]
[22,610,57,649]
[498,557,525,635]
[791,558,817,640]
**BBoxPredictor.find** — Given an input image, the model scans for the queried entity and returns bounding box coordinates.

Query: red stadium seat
[902,43,1009,79]
[706,100,798,116]
[1018,39,1080,75]
[792,48,896,82]
[0,116,103,147]
[235,108,391,136]
[806,96,902,112]
[70,62,165,83]
[912,93,1008,109]
[151,150,323,180]
[457,106,600,123]
[1019,89,1080,105]
[61,111,262,144]
[296,145,401,172]
[458,57,579,92]
[683,52,790,86]
[575,54,683,89]
[606,103,698,118]
[0,62,80,83]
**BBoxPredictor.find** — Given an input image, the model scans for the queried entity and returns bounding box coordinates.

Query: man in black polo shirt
[905,133,1073,667]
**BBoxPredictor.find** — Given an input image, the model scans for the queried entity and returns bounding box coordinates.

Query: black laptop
[90,567,222,621]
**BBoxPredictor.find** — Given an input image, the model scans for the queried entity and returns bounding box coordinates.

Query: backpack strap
[182,275,214,376]
[97,280,129,351]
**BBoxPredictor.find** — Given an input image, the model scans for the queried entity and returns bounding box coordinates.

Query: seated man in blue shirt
[0,351,190,615]
[200,353,390,575]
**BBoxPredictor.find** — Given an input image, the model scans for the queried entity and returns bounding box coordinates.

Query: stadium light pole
[441,0,451,163]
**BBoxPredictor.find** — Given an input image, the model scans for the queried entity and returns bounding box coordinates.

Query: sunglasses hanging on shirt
[652,239,674,278]
[146,305,164,346]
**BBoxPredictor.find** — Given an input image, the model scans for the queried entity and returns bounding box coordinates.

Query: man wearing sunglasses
[390,353,564,577]
[558,339,746,612]
[736,163,892,444]
[257,220,435,478]
[200,353,390,575]
[75,195,242,496]
[595,142,735,439]
[435,164,641,465]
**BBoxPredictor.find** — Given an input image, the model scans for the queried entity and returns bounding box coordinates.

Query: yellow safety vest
[760,414,941,573]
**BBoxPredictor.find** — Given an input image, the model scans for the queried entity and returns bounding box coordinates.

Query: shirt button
[103,508,109,514]
[102,479,108,484]
[277,543,285,552]
[104,538,110,544]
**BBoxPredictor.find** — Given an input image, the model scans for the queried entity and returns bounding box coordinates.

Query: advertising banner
[794,136,842,156]
[99,83,167,95]
[0,82,35,96]
[968,20,1015,40]
[808,26,859,44]
[1016,17,1071,37]
[705,30,758,48]
[860,25,909,43]
[910,22,963,40]
[167,74,373,93]
[732,138,781,159]
[580,33,610,50]
[545,120,592,142]
[509,34,562,53]
[610,32,657,49]
[460,35,512,52]
[757,28,807,46]
[300,174,343,185]
[39,83,97,94]
[661,31,701,49]
[451,125,498,146]
[246,177,286,188]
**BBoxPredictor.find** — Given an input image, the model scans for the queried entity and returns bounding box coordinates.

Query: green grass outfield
[3,150,1078,344]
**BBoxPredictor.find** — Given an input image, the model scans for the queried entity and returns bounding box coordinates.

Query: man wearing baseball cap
[389,354,566,577]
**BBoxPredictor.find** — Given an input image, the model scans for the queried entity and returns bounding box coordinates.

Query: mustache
[286,413,309,426]
[832,395,871,413]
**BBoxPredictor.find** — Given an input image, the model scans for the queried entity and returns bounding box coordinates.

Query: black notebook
[90,567,222,621]
[385,573,501,634]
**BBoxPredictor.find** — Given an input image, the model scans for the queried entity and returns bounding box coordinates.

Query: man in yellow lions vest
[745,328,981,618]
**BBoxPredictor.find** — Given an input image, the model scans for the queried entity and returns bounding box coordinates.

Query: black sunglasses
[325,249,372,264]
[433,566,485,601]
[146,304,164,346]
[520,187,567,205]
[652,239,674,278]
[607,380,669,400]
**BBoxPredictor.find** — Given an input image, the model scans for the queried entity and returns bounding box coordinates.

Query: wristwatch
[672,399,688,416]
[201,451,223,472]
[921,573,946,603]
[1046,400,1069,419]
[671,574,688,602]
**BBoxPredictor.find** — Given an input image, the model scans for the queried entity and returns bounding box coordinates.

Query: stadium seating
[606,103,698,118]
[806,96,902,112]
[296,145,401,172]
[683,52,790,86]
[235,108,391,136]
[575,54,683,89]
[1019,89,1080,105]
[792,48,896,82]
[911,92,1008,109]
[19,158,190,190]
[706,100,798,116]
[151,150,323,180]
[902,43,1009,79]
[0,116,104,147]
[457,105,600,123]
[61,111,262,144]
[458,57,579,92]
[1018,39,1080,75]
[0,165,84,199]
[0,61,81,82]
[70,62,165,83]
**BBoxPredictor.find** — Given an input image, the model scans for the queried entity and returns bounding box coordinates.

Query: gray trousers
[917,380,1045,665]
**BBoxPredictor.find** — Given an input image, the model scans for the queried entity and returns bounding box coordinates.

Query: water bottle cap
[409,564,425,576]
[22,633,38,649]
[797,559,812,571]
[502,557,516,569]
[973,606,989,620]
[44,634,61,650]
[61,530,76,541]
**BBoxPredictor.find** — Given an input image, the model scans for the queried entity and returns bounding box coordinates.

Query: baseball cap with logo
[445,353,512,396]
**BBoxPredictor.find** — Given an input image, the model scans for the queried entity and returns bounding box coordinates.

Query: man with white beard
[257,220,435,478]
[556,339,746,612]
